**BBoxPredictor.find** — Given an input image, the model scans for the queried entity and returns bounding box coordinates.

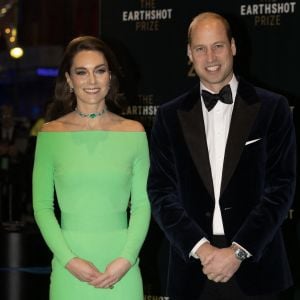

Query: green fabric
[33,131,150,299]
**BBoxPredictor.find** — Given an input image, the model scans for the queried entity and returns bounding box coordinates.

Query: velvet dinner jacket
[147,78,296,297]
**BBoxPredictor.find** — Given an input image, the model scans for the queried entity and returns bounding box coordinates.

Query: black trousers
[198,236,279,300]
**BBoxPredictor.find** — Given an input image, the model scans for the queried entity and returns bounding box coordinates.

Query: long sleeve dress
[33,131,151,300]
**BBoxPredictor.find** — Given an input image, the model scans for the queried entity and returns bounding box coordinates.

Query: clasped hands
[196,243,241,283]
[65,257,131,289]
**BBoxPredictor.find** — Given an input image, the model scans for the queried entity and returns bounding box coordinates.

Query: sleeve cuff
[190,237,210,259]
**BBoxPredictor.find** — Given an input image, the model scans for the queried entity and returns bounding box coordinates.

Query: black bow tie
[201,85,233,111]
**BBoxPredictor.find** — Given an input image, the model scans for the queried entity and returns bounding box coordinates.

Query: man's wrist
[231,244,248,262]
[196,242,213,261]
[190,238,209,259]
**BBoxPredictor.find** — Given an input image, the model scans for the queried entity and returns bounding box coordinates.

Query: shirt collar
[200,74,238,104]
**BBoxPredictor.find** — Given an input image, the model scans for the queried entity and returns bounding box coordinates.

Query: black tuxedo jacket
[147,78,296,298]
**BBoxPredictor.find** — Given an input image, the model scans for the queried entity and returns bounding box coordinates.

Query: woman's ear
[65,72,73,88]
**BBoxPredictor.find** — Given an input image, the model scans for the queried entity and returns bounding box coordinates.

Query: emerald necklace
[75,107,107,119]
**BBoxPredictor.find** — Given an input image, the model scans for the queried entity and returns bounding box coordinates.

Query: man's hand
[196,242,218,266]
[202,247,241,282]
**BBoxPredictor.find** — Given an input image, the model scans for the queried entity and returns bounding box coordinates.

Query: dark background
[0,0,299,299]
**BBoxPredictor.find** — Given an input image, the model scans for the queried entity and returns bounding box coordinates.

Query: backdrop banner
[100,1,299,298]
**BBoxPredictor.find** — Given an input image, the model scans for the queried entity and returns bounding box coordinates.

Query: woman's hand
[89,257,132,288]
[65,257,102,282]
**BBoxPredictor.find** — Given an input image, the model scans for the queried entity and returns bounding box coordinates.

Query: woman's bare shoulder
[40,114,72,132]
[110,114,145,132]
[121,119,145,132]
[40,120,63,132]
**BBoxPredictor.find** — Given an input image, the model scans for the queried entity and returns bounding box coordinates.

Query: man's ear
[231,38,237,57]
[187,44,193,62]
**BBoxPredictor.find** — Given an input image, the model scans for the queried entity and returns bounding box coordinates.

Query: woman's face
[65,50,111,107]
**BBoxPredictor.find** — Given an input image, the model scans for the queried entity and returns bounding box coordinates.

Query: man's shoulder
[238,77,288,106]
[255,86,286,101]
[159,84,200,112]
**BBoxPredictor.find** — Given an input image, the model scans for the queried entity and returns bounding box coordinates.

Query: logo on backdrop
[121,93,158,129]
[122,0,173,31]
[240,1,296,26]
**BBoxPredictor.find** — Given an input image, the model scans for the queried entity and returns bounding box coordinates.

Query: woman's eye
[75,70,86,75]
[96,68,107,74]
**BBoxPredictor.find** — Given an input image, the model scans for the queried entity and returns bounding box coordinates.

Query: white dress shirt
[190,75,238,257]
[203,76,238,234]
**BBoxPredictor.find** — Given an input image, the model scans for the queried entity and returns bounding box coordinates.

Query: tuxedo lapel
[178,91,214,199]
[220,82,261,196]
[177,80,261,200]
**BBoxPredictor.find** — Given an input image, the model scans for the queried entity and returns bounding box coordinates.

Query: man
[147,12,296,300]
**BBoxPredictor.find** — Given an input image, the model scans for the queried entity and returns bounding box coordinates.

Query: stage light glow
[10,47,24,59]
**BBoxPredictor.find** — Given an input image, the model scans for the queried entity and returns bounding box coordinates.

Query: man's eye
[214,44,224,49]
[196,47,205,52]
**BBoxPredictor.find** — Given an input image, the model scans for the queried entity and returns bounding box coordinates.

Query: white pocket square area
[245,138,261,146]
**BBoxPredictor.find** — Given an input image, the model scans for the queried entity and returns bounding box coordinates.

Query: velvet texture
[147,78,296,298]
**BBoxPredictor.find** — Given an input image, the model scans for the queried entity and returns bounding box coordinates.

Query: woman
[32,36,151,299]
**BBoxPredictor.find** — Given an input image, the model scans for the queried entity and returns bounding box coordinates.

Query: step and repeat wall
[100,1,299,299]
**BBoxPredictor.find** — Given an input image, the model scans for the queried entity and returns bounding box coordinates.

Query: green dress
[33,131,151,300]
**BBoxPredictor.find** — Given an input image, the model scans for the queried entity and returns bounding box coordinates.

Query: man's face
[187,17,236,92]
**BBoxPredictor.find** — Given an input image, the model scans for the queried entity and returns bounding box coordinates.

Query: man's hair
[187,12,233,44]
